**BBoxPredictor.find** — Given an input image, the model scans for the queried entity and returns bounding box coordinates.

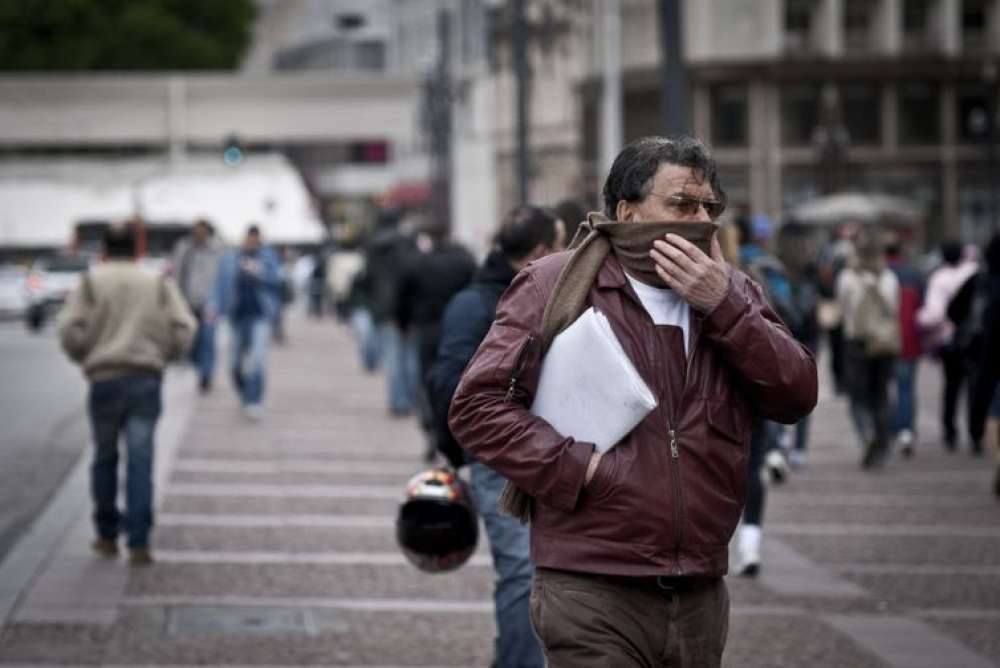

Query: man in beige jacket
[59,224,196,565]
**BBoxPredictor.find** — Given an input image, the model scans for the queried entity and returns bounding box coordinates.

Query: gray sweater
[58,261,197,381]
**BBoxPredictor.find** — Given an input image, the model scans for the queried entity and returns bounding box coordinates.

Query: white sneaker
[737,524,762,577]
[766,450,791,484]
[896,429,914,458]
[243,404,264,422]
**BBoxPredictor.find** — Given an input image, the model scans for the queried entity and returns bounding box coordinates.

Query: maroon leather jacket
[449,251,817,577]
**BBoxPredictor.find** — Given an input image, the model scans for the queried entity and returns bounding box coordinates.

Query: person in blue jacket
[208,225,283,420]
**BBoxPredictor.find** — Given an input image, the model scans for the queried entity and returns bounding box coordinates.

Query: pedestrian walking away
[427,205,566,668]
[170,219,223,393]
[837,230,900,469]
[450,136,817,668]
[208,224,284,421]
[918,240,979,450]
[886,235,924,457]
[58,223,196,566]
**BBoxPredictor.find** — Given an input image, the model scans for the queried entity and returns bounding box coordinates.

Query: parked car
[25,256,90,331]
[0,265,29,320]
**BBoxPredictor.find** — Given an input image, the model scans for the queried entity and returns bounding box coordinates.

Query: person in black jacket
[395,222,477,458]
[426,205,565,668]
[963,234,1000,495]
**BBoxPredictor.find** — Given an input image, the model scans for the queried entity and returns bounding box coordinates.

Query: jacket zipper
[669,320,702,575]
[504,335,535,402]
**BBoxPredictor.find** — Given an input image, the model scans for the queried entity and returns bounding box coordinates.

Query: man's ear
[615,200,634,222]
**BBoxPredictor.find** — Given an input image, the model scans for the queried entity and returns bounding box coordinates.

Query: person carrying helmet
[425,205,566,668]
[449,136,817,668]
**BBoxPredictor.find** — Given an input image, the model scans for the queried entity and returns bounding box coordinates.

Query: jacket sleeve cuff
[548,439,594,512]
[701,271,746,335]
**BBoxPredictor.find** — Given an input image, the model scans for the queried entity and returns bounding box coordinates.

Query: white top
[626,274,691,355]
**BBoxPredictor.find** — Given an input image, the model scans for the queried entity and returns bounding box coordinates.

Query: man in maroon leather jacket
[449,136,817,668]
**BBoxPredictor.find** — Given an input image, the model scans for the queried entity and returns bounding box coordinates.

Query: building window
[710,84,749,147]
[898,82,941,144]
[902,0,935,52]
[962,0,988,51]
[957,83,994,143]
[781,83,821,146]
[784,0,818,54]
[844,0,876,52]
[841,84,882,145]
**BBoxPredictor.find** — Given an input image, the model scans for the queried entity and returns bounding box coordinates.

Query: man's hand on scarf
[650,233,729,313]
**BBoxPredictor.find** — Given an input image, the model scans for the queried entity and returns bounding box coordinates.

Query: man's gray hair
[602,135,727,219]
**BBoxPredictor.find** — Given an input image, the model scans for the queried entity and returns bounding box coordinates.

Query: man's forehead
[652,163,713,194]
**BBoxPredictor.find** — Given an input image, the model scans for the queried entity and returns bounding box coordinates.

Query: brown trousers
[529,568,729,668]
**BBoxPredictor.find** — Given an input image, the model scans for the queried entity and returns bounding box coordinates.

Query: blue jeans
[469,461,544,668]
[349,308,381,372]
[87,374,161,548]
[893,359,918,435]
[230,317,271,406]
[383,324,419,414]
[190,312,217,384]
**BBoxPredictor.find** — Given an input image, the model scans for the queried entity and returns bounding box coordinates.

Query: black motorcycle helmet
[396,468,479,573]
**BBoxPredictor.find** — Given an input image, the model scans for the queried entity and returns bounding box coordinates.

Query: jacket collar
[595,252,629,290]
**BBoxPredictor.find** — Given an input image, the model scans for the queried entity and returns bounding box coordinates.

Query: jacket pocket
[489,325,537,401]
[583,447,619,499]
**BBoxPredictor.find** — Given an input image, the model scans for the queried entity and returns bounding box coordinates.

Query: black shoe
[198,376,212,394]
[861,441,888,470]
[944,433,958,452]
[971,441,984,457]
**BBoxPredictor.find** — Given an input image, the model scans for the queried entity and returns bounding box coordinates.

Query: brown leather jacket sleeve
[448,268,593,512]
[701,268,818,424]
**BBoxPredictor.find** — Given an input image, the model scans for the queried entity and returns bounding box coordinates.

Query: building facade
[488,0,1000,247]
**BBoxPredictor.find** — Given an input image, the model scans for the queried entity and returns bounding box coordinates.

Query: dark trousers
[530,568,729,668]
[845,341,895,450]
[941,346,968,444]
[87,374,162,548]
[744,418,768,526]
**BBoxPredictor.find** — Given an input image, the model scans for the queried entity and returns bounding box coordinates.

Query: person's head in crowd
[244,225,262,253]
[193,219,213,243]
[496,205,566,269]
[854,228,885,273]
[103,223,137,260]
[941,240,963,266]
[884,231,902,260]
[602,136,726,224]
[553,199,587,239]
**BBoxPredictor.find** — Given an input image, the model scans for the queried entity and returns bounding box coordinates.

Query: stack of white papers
[531,307,658,453]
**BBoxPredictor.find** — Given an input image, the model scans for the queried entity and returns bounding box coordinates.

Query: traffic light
[222,134,245,167]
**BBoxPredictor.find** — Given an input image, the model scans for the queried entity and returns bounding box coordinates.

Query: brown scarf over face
[498,212,719,521]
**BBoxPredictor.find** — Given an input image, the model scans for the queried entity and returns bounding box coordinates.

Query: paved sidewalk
[1,314,998,667]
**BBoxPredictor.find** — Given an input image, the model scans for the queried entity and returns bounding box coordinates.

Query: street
[0,320,87,561]
[0,313,998,667]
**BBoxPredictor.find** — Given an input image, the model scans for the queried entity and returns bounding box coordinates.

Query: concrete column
[819,0,844,57]
[747,80,769,217]
[936,0,961,56]
[692,84,711,141]
[452,75,498,257]
[990,0,1000,54]
[940,83,959,243]
[764,84,784,220]
[598,0,623,177]
[166,76,187,166]
[881,0,902,54]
